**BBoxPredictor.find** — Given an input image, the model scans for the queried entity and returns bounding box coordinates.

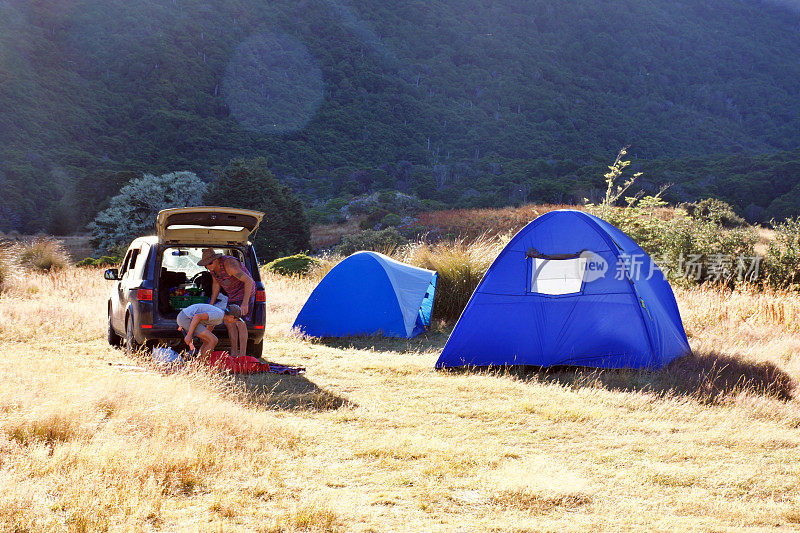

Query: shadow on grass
[316,325,453,354]
[448,351,796,403]
[121,347,352,411]
[233,372,352,411]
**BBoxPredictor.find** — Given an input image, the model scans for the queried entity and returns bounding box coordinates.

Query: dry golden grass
[1,266,799,531]
[310,217,365,250]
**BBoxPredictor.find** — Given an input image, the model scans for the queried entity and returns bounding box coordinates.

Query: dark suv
[105,207,267,356]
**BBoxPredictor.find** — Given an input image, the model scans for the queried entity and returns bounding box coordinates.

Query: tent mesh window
[528,257,587,295]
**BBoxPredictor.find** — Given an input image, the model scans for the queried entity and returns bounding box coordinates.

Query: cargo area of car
[156,246,252,321]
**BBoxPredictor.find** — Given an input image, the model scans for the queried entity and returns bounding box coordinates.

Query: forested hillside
[2,0,800,233]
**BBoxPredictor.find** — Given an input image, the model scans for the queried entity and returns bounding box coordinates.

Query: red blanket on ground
[206,351,270,374]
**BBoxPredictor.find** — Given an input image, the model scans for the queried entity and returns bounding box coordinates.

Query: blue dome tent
[436,210,690,369]
[294,252,437,338]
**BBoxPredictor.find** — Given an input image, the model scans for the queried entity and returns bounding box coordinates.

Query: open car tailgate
[156,207,264,245]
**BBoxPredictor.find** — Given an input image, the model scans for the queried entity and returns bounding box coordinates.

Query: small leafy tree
[89,172,206,254]
[764,217,800,288]
[600,146,642,218]
[205,158,310,263]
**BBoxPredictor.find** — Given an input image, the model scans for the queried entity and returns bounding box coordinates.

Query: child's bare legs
[196,330,217,358]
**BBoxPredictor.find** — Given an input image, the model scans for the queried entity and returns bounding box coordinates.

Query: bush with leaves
[206,159,310,263]
[76,255,120,268]
[682,198,746,228]
[588,148,758,285]
[763,217,800,288]
[265,253,319,276]
[89,172,206,255]
[334,228,408,256]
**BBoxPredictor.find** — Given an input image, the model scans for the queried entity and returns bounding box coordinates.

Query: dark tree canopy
[206,159,310,262]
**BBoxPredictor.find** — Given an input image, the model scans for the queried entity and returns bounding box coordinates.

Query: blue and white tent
[436,210,690,370]
[294,252,437,338]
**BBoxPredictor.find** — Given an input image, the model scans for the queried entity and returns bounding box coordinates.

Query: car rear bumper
[137,325,265,347]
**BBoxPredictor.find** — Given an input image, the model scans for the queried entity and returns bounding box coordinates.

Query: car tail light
[254,325,265,330]
[255,290,266,302]
[137,289,153,301]
[141,324,153,329]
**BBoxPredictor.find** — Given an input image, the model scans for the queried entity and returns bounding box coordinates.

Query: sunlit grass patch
[488,457,594,514]
[270,502,341,533]
[6,411,84,447]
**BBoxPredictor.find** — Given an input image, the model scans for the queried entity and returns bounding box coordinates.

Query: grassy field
[1,265,799,531]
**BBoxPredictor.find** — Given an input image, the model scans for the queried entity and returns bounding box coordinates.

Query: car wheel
[108,316,123,347]
[125,314,140,354]
[247,339,263,359]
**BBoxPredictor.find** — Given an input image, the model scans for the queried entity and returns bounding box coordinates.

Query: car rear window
[160,247,250,279]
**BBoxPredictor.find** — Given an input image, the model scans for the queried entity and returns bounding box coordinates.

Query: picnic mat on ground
[206,351,306,375]
[265,363,306,375]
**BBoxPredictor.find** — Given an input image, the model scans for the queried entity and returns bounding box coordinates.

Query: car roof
[130,236,158,246]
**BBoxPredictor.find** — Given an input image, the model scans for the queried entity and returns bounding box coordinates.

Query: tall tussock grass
[402,236,503,321]
[0,241,19,292]
[17,237,70,272]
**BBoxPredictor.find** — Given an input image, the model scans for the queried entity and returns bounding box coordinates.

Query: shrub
[76,255,121,268]
[89,171,206,255]
[682,198,746,228]
[18,238,69,272]
[266,253,319,276]
[588,148,758,285]
[335,228,408,256]
[763,217,800,288]
[402,237,502,321]
[96,255,120,267]
[360,208,389,230]
[380,213,402,228]
[595,200,758,285]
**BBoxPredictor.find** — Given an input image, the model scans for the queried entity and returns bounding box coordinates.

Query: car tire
[125,313,140,354]
[247,339,263,359]
[108,316,123,347]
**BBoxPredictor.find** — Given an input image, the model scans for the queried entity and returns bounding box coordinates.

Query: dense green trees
[2,0,800,231]
[205,159,310,262]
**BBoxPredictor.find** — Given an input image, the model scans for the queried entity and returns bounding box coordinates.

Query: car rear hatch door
[156,207,264,245]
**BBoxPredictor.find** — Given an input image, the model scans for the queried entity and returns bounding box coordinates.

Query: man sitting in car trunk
[177,303,243,358]
[197,248,255,356]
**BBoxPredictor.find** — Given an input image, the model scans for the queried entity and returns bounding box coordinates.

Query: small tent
[436,210,690,369]
[294,252,437,338]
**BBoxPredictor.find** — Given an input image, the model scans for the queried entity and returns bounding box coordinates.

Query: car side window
[119,249,133,277]
[124,249,140,279]
[136,245,151,279]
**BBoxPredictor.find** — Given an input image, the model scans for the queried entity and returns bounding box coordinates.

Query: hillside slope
[2,0,800,232]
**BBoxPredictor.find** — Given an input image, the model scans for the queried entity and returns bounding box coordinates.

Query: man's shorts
[177,310,210,335]
[229,293,256,321]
